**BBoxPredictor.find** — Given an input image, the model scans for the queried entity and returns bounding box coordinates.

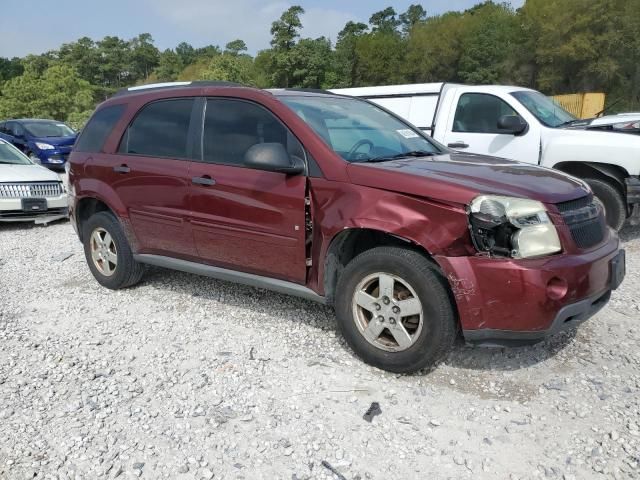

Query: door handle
[113,164,130,174]
[192,175,216,186]
[447,142,469,149]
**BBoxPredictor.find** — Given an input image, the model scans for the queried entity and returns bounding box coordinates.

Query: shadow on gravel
[0,218,69,233]
[619,222,640,242]
[141,265,581,374]
[442,329,577,372]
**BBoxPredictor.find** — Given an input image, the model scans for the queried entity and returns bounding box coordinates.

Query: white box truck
[330,83,640,230]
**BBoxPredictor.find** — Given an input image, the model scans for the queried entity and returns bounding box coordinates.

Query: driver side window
[453,93,520,134]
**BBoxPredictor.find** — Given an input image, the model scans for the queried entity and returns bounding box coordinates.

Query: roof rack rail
[281,88,334,95]
[113,81,244,97]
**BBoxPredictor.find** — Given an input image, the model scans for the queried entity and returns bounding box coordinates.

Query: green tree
[224,40,248,56]
[0,64,93,121]
[154,49,184,82]
[199,53,255,85]
[96,36,130,87]
[290,37,334,88]
[175,42,196,65]
[404,12,465,82]
[369,7,400,33]
[354,31,406,85]
[0,57,24,84]
[400,4,427,35]
[129,33,160,81]
[57,37,101,84]
[268,5,306,87]
[334,21,368,87]
[457,2,518,84]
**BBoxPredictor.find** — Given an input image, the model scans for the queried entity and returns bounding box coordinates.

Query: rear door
[108,98,198,258]
[188,97,307,283]
[441,91,541,164]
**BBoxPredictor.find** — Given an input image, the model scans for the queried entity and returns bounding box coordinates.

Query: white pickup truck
[330,83,640,230]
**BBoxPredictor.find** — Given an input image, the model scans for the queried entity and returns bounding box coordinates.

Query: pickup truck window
[512,91,576,128]
[453,93,520,133]
[281,95,439,162]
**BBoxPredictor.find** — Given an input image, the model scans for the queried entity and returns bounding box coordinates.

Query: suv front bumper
[436,235,624,346]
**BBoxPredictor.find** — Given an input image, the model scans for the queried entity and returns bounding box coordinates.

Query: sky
[0,0,525,58]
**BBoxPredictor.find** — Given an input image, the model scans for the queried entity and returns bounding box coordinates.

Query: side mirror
[244,143,305,175]
[497,115,527,135]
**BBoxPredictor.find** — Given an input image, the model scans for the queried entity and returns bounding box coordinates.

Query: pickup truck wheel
[584,178,626,231]
[82,211,145,289]
[335,246,457,373]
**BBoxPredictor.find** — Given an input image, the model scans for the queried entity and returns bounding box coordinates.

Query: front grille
[556,195,606,249]
[556,194,593,213]
[0,182,63,198]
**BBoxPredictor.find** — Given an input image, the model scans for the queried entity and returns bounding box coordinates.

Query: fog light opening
[546,277,568,300]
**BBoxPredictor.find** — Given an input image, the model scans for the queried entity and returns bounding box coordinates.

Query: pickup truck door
[188,97,308,284]
[440,90,541,164]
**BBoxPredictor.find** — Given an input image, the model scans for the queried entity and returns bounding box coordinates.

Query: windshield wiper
[360,150,438,163]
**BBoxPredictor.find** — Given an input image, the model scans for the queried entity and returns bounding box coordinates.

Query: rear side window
[75,104,125,152]
[119,99,194,159]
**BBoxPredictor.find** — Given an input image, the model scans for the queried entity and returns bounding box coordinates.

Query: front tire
[82,211,145,289]
[584,177,626,231]
[335,247,457,373]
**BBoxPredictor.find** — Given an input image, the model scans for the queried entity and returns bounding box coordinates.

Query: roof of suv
[110,81,344,102]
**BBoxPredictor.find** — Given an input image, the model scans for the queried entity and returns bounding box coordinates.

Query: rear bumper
[436,235,623,345]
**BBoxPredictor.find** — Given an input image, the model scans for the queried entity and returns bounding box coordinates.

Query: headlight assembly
[468,195,561,259]
[35,142,55,150]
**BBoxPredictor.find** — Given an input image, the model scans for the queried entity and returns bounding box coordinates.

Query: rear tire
[82,211,145,289]
[584,177,626,231]
[335,246,457,373]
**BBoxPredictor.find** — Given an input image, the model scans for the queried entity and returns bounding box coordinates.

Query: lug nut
[377,316,385,323]
[389,318,396,324]
[374,303,381,311]
[382,296,390,305]
[392,306,400,314]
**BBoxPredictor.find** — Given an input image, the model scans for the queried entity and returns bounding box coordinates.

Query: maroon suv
[68,82,625,373]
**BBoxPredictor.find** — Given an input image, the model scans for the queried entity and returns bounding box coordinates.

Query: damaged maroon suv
[68,82,625,373]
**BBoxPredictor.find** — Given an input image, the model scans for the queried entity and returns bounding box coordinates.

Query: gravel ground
[0,220,639,480]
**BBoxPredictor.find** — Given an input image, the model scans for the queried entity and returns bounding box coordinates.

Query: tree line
[1,0,638,128]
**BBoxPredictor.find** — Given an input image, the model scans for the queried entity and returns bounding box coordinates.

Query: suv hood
[347,153,590,206]
[31,135,77,147]
[0,164,62,183]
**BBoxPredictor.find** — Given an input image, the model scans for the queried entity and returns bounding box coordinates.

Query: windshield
[0,140,32,165]
[512,91,576,128]
[23,121,75,138]
[279,95,441,162]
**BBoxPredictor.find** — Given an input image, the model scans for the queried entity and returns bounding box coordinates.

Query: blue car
[0,119,77,171]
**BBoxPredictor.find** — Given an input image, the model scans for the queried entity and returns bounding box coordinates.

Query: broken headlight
[468,195,561,259]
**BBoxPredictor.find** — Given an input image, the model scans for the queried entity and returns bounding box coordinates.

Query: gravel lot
[1,220,639,480]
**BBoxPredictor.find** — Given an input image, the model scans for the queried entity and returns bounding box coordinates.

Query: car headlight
[611,120,640,131]
[35,142,55,150]
[468,195,561,259]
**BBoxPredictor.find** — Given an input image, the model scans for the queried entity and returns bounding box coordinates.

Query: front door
[189,98,307,283]
[441,91,541,165]
[107,98,197,258]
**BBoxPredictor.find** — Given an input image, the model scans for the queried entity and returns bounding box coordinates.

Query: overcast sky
[0,0,525,58]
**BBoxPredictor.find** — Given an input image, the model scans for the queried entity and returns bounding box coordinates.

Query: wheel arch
[322,227,436,306]
[553,161,628,196]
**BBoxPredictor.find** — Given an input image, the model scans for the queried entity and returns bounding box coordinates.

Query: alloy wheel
[352,272,424,352]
